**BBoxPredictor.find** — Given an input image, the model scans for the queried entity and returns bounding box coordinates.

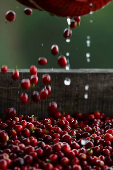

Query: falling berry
[45,85,51,95]
[74,16,81,23]
[30,75,38,85]
[38,57,47,66]
[1,65,8,73]
[5,10,16,22]
[70,20,77,28]
[63,28,72,39]
[51,45,59,55]
[21,79,30,90]
[24,8,33,15]
[47,101,58,114]
[39,88,49,100]
[30,65,37,75]
[57,56,67,67]
[12,70,19,80]
[20,93,29,104]
[42,74,51,84]
[31,91,40,103]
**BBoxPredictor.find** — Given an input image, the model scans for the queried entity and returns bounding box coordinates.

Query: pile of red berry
[0,106,113,170]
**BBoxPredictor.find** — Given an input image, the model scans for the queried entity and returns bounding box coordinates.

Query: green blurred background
[0,0,113,69]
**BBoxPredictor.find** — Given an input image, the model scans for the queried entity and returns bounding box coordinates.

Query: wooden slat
[0,69,113,119]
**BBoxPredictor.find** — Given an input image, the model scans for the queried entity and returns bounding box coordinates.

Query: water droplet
[86,40,90,44]
[87,36,90,39]
[85,84,89,91]
[89,3,93,6]
[65,59,70,70]
[42,43,43,46]
[66,52,70,56]
[89,11,94,15]
[18,91,19,94]
[90,20,93,23]
[86,53,90,58]
[87,58,90,62]
[67,17,71,25]
[64,78,71,86]
[81,139,88,145]
[84,93,88,99]
[66,39,71,43]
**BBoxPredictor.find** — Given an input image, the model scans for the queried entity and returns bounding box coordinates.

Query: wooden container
[0,69,113,119]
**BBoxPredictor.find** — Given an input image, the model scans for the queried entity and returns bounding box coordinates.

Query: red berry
[1,65,8,73]
[74,16,81,23]
[12,70,19,80]
[0,159,8,170]
[104,133,113,141]
[63,28,72,39]
[24,154,33,165]
[30,65,37,75]
[51,45,59,55]
[20,93,29,104]
[93,111,101,118]
[42,74,51,84]
[5,10,16,22]
[45,85,51,95]
[47,102,58,114]
[38,57,47,65]
[30,75,38,85]
[61,157,69,165]
[5,107,17,119]
[31,91,40,103]
[21,79,30,90]
[40,88,49,99]
[24,8,33,15]
[72,165,82,170]
[57,56,67,67]
[70,20,77,28]
[0,131,9,142]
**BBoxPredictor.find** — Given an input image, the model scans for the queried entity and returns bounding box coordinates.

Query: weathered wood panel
[0,69,113,118]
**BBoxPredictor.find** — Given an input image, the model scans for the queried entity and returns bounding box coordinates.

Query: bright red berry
[24,8,33,15]
[63,28,72,39]
[20,93,29,104]
[0,159,8,170]
[74,16,81,23]
[1,65,8,73]
[5,10,16,22]
[57,56,67,67]
[21,79,30,90]
[38,57,47,65]
[70,20,77,28]
[42,74,51,84]
[51,45,59,55]
[12,70,19,80]
[30,65,37,75]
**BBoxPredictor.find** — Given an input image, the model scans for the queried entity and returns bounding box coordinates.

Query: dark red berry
[38,57,47,65]
[5,10,16,22]
[1,65,8,73]
[45,85,51,95]
[40,88,49,99]
[24,8,33,15]
[74,16,81,23]
[63,28,72,39]
[32,91,40,103]
[70,20,77,28]
[42,74,51,84]
[30,65,37,75]
[30,75,38,85]
[20,93,29,104]
[47,102,58,114]
[51,45,59,55]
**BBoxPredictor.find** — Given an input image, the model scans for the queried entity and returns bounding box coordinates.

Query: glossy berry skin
[5,10,16,22]
[70,20,77,28]
[5,107,17,119]
[38,57,47,65]
[21,79,30,90]
[74,16,81,23]
[45,85,51,95]
[47,102,57,114]
[24,8,33,15]
[39,88,49,100]
[51,45,59,55]
[1,65,8,73]
[31,91,40,103]
[30,65,37,75]
[12,70,19,80]
[57,56,67,67]
[0,131,9,142]
[30,75,38,85]
[42,74,51,84]
[63,28,72,39]
[0,159,8,170]
[61,157,69,165]
[20,93,29,104]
